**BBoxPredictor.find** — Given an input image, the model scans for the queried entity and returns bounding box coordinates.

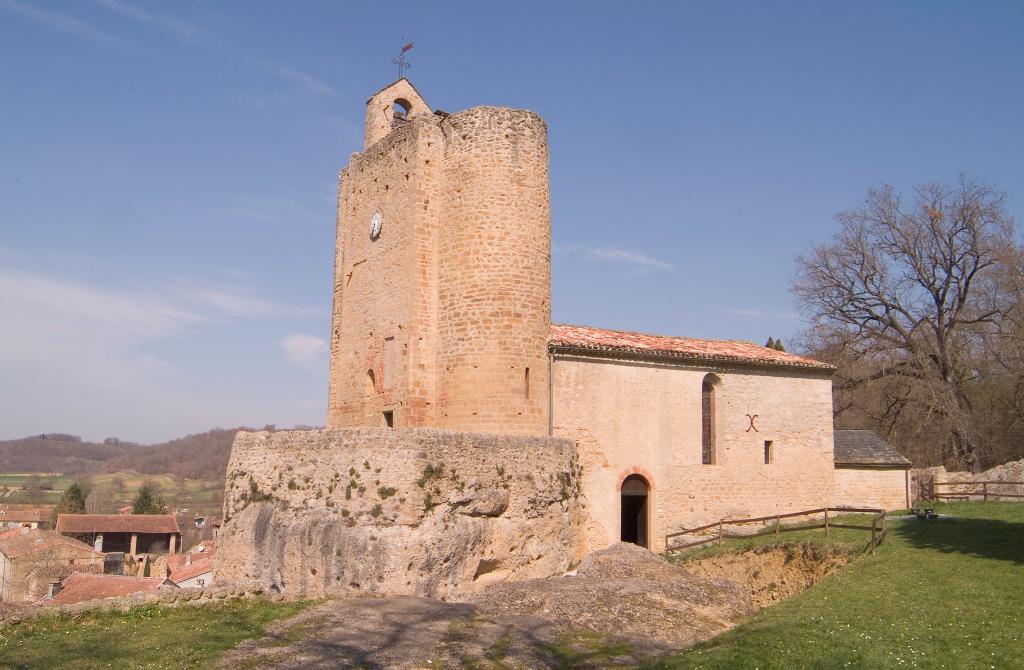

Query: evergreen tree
[132,484,168,515]
[774,339,786,352]
[51,482,87,526]
[765,336,776,349]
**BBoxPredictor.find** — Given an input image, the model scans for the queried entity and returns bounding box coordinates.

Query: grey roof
[834,430,912,467]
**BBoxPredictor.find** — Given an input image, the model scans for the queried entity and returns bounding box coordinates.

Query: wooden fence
[924,480,1024,502]
[664,506,887,555]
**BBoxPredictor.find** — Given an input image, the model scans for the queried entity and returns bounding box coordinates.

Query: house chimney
[185,551,192,566]
[46,580,63,599]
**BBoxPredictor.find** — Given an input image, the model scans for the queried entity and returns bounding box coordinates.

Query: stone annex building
[216,79,908,598]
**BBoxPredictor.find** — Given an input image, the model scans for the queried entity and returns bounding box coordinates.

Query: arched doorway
[620,474,649,548]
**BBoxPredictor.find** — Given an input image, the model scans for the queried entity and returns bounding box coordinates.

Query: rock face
[215,428,584,599]
[471,542,753,652]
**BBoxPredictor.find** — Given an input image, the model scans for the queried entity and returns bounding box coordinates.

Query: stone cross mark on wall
[745,414,759,433]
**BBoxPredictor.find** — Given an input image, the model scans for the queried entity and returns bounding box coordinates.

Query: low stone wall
[0,584,271,629]
[913,459,1024,501]
[215,428,584,599]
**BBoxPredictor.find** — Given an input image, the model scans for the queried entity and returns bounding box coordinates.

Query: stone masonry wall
[215,429,583,599]
[553,355,836,552]
[833,467,909,511]
[436,107,551,435]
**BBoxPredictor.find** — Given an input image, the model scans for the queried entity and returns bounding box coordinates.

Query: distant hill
[0,429,246,479]
[102,429,239,480]
[0,434,133,475]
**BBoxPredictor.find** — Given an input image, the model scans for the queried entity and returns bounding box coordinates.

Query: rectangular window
[383,337,395,389]
[383,410,394,428]
[764,440,774,465]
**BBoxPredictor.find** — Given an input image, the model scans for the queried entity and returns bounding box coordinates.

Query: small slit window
[701,375,719,465]
[764,440,774,465]
[524,367,530,400]
[383,337,395,389]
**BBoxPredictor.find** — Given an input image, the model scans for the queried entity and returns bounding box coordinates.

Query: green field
[0,600,310,670]
[0,471,223,516]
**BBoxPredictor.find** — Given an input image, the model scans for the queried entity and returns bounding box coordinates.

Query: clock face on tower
[369,212,383,241]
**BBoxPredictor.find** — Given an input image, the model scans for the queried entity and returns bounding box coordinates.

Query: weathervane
[392,38,414,79]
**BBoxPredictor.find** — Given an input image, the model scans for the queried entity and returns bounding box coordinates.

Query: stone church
[325,78,905,551]
[215,79,907,597]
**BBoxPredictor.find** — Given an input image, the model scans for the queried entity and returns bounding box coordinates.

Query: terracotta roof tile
[0,507,50,524]
[56,514,180,534]
[47,573,165,605]
[0,528,102,559]
[167,541,216,573]
[548,323,833,370]
[168,556,214,584]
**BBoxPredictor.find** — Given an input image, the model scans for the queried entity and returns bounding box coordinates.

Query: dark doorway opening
[620,474,649,548]
[383,411,394,428]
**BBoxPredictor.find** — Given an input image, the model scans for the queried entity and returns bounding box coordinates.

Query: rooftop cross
[392,39,414,80]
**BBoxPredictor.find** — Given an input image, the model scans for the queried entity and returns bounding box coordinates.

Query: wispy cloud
[177,285,317,320]
[270,64,333,95]
[0,269,316,367]
[554,243,675,272]
[587,247,675,270]
[280,333,327,369]
[92,0,199,42]
[0,0,116,44]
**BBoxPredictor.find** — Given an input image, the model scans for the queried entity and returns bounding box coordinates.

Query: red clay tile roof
[56,514,181,534]
[0,528,102,559]
[167,541,216,573]
[0,507,50,524]
[168,556,214,584]
[47,573,165,605]
[548,323,833,370]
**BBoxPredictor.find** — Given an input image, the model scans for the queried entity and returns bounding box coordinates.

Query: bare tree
[794,178,1020,471]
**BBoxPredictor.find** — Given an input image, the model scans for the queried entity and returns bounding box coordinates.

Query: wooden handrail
[932,480,1024,486]
[665,506,886,554]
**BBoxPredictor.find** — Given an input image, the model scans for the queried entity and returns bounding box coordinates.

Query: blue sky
[1,1,1022,442]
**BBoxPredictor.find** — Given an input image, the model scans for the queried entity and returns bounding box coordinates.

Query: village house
[56,514,181,556]
[165,541,215,589]
[0,527,104,603]
[44,572,165,606]
[0,505,53,530]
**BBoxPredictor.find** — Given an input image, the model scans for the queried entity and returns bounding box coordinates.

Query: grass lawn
[654,501,1024,669]
[0,600,311,670]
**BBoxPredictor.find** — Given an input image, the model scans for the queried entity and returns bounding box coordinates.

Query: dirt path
[217,543,840,669]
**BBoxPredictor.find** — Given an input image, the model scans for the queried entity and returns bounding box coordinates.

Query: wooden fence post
[824,508,830,536]
[774,515,780,537]
[983,482,988,502]
[718,520,723,546]
[870,516,877,555]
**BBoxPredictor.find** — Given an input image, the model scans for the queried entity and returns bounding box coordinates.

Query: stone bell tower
[327,79,552,435]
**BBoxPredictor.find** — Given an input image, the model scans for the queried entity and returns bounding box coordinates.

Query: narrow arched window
[701,375,718,464]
